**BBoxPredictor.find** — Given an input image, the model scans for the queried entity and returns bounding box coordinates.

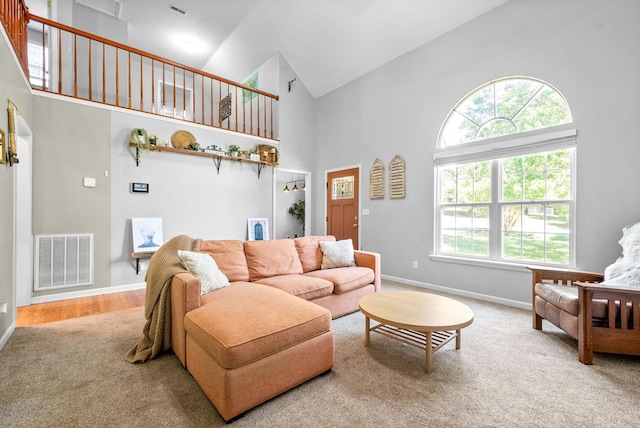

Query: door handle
[353,224,358,228]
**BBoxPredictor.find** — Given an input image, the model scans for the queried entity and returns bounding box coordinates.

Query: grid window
[435,77,575,266]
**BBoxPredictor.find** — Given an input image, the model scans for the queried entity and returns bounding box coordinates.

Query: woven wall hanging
[389,155,406,199]
[370,158,385,199]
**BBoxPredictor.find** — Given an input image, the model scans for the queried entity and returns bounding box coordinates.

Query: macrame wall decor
[389,155,406,199]
[370,158,385,199]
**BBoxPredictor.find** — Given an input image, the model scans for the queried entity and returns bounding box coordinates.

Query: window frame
[433,126,577,268]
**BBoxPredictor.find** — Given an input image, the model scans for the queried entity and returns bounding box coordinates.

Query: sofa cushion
[199,240,250,282]
[244,239,303,281]
[319,239,355,269]
[535,282,615,319]
[294,235,336,273]
[305,267,374,294]
[177,250,230,295]
[255,275,334,300]
[184,283,331,370]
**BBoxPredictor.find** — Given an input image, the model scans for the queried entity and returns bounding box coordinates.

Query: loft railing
[0,1,279,141]
[0,0,29,74]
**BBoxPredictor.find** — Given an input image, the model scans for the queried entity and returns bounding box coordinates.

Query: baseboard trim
[381,274,532,311]
[0,320,16,351]
[30,282,146,305]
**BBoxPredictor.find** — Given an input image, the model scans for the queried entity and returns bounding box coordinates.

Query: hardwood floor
[16,289,146,327]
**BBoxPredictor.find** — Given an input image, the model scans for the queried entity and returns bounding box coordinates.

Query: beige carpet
[2,282,640,427]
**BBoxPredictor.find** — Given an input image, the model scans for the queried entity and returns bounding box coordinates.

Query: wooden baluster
[172,65,176,118]
[218,80,222,128]
[73,33,77,97]
[162,64,166,114]
[250,90,253,135]
[115,47,119,106]
[151,59,155,113]
[127,51,131,108]
[57,27,62,93]
[209,77,213,126]
[200,74,204,124]
[257,93,260,136]
[270,97,274,139]
[101,43,106,102]
[88,39,92,99]
[235,85,238,133]
[139,54,143,111]
[263,95,267,137]
[182,68,186,120]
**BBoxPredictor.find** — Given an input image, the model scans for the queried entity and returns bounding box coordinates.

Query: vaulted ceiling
[26,0,510,98]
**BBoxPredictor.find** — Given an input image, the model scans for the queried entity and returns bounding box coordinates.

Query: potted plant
[249,147,260,161]
[228,144,241,156]
[288,200,305,234]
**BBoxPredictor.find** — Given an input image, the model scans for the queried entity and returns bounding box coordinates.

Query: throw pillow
[177,250,230,295]
[319,239,355,269]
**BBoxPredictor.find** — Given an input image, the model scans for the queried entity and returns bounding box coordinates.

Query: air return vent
[34,234,94,291]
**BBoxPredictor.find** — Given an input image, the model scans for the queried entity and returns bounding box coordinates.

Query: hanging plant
[288,200,305,233]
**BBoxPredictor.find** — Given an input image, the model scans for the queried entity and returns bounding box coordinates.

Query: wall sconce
[7,99,21,166]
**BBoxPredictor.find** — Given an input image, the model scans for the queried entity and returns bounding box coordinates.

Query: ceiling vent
[74,0,123,19]
[169,4,187,15]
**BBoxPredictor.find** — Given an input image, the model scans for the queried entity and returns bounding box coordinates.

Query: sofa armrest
[354,250,381,292]
[528,266,604,288]
[170,272,202,367]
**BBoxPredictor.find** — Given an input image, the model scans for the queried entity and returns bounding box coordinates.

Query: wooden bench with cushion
[530,267,640,364]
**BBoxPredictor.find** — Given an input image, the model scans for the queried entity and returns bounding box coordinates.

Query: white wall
[110,112,275,286]
[313,0,640,306]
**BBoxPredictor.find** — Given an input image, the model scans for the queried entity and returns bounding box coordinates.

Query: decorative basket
[171,130,196,149]
[257,144,279,163]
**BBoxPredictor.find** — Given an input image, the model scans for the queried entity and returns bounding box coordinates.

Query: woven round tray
[171,130,196,149]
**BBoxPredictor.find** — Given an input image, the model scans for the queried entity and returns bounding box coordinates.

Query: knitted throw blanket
[125,234,201,363]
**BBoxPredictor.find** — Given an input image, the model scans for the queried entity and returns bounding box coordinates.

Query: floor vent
[34,234,94,291]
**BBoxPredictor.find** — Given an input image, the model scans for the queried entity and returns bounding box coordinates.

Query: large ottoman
[183,283,335,421]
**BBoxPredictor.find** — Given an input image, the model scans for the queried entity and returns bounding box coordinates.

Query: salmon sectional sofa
[169,235,381,421]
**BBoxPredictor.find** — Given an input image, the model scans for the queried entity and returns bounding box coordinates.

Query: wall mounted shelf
[129,142,277,178]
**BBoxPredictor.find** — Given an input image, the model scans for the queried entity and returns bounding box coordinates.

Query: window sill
[428,254,574,272]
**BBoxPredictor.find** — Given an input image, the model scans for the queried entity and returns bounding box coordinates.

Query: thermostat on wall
[131,182,149,193]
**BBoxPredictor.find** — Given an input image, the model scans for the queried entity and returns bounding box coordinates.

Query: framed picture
[247,218,269,241]
[132,217,163,253]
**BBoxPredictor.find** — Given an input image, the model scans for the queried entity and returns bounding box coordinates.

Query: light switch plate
[362,208,370,215]
[83,177,96,187]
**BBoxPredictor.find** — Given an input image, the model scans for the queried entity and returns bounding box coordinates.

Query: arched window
[434,77,576,266]
[438,77,572,147]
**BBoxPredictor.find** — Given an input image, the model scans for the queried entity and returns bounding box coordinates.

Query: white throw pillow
[177,250,230,295]
[319,239,355,269]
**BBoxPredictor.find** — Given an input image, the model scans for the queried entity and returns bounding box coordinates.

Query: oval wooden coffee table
[359,290,474,373]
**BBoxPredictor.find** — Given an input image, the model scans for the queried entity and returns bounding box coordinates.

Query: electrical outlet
[413,261,418,269]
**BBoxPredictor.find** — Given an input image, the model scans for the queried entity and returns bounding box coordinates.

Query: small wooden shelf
[129,142,277,178]
[131,251,153,275]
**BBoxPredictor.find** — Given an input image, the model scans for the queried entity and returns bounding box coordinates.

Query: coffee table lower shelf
[366,321,460,374]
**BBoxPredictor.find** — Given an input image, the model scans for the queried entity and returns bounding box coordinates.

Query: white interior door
[13,114,33,307]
